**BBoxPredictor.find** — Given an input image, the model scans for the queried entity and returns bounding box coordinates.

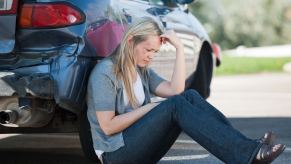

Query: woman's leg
[166,95,261,164]
[181,89,232,126]
[178,90,284,163]
[150,125,182,162]
[102,95,261,164]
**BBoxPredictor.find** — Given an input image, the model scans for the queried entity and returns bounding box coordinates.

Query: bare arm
[155,30,186,98]
[96,103,159,136]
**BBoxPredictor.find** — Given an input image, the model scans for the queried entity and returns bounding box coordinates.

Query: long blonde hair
[113,17,164,109]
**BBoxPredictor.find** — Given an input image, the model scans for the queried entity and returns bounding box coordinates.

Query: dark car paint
[0,0,99,113]
[0,15,17,53]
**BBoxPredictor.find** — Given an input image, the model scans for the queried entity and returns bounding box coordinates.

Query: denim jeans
[102,89,262,164]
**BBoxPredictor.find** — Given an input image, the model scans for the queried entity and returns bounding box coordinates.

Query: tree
[189,0,291,49]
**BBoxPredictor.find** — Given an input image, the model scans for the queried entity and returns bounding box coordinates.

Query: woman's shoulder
[92,58,114,75]
[97,58,114,68]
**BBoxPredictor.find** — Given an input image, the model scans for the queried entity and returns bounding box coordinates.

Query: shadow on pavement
[0,149,95,164]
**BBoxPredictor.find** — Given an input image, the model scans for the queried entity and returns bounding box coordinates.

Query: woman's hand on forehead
[160,30,183,50]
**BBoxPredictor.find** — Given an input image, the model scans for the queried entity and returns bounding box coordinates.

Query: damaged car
[0,0,220,161]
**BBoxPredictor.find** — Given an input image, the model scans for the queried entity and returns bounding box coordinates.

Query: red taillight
[212,43,222,67]
[0,0,18,15]
[18,3,85,28]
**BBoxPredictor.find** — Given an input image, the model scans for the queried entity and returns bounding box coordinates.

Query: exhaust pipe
[0,105,32,126]
[0,110,18,124]
[0,98,55,127]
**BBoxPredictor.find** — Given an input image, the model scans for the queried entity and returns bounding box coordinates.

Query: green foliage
[214,55,291,76]
[189,0,291,49]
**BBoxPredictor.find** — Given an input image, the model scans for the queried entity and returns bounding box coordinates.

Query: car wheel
[186,43,213,99]
[79,108,100,163]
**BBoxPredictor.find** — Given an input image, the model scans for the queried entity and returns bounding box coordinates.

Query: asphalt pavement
[0,72,290,164]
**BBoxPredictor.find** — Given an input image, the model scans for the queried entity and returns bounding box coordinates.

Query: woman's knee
[182,89,201,98]
[169,94,185,101]
[167,95,188,106]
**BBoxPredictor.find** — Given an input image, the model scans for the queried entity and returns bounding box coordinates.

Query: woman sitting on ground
[86,17,285,164]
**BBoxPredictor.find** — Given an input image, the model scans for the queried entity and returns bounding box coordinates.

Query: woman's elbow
[104,130,114,136]
[100,125,115,136]
[177,88,185,94]
[172,87,184,95]
[170,83,184,95]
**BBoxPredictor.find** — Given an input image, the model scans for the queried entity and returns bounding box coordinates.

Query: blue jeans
[102,89,262,164]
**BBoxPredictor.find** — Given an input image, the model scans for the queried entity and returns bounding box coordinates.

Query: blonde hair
[113,17,164,109]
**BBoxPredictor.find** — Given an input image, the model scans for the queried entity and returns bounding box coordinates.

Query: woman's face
[133,35,162,67]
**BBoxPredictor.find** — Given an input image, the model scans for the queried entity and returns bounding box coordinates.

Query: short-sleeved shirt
[86,58,165,152]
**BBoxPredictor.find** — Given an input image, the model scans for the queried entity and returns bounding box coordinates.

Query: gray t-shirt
[86,58,165,152]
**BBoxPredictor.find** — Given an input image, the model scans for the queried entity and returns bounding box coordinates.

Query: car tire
[186,43,213,99]
[79,108,101,163]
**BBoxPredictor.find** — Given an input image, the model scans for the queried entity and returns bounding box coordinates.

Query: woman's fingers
[160,30,183,49]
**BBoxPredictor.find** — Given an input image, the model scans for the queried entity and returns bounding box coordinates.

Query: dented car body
[0,0,220,160]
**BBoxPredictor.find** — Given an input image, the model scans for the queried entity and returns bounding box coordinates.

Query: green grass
[214,55,291,76]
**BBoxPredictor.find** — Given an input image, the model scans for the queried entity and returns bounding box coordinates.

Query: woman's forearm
[170,47,186,93]
[161,31,186,94]
[97,103,159,136]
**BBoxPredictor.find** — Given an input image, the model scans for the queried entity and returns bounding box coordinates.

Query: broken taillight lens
[18,3,85,28]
